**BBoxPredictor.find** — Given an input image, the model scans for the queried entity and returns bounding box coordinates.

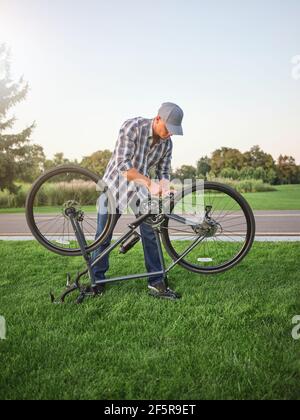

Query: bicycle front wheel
[161,182,256,274]
[26,165,117,257]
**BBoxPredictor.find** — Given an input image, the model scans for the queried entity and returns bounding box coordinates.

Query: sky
[0,0,299,168]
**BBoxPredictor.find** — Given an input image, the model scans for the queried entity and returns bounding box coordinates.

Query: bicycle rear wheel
[26,165,117,256]
[161,182,256,274]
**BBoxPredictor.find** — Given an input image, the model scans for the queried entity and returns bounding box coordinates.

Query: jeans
[91,195,164,287]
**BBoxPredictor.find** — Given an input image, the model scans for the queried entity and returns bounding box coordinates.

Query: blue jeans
[91,196,164,287]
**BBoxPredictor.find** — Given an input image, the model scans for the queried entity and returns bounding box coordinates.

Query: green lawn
[243,185,300,211]
[0,241,299,400]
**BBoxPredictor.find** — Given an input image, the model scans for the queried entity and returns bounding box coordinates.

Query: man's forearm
[122,169,173,197]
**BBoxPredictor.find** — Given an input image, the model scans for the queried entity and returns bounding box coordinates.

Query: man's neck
[151,134,160,148]
[151,121,160,147]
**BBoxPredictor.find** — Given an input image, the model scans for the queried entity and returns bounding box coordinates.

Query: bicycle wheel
[161,182,256,274]
[26,165,117,257]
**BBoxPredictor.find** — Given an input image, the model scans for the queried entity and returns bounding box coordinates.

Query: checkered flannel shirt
[103,117,173,213]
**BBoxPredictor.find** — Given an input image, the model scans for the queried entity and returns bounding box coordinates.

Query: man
[91,102,184,300]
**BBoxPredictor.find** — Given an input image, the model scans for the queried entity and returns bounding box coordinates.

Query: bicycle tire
[26,165,117,257]
[161,181,256,274]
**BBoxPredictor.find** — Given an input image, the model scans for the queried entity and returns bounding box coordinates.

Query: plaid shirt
[103,117,173,213]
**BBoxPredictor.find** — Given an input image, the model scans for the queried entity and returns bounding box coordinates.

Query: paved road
[0,211,300,238]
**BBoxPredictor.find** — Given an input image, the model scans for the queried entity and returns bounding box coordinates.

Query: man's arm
[123,168,161,196]
[156,140,173,194]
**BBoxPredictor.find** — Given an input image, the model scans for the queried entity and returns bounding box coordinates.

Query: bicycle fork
[50,208,100,304]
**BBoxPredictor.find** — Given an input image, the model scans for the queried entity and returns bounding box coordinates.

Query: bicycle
[25,165,256,304]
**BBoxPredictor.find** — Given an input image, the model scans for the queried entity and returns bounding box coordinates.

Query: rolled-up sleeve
[156,140,173,181]
[116,120,137,172]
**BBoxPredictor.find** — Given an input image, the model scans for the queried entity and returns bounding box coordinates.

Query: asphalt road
[0,211,300,238]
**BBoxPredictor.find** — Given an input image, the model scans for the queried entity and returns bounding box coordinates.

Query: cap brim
[166,123,183,136]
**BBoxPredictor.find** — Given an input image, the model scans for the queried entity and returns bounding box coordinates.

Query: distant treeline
[171,145,300,185]
[1,144,298,189]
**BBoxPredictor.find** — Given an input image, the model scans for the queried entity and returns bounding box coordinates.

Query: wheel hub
[63,200,84,221]
[193,219,221,237]
[192,205,223,237]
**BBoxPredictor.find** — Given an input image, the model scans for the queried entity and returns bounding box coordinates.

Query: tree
[210,147,244,176]
[243,145,275,171]
[17,143,46,182]
[43,152,80,171]
[220,168,240,180]
[173,165,197,182]
[196,156,211,179]
[0,44,36,192]
[81,150,112,177]
[239,166,255,180]
[277,155,300,184]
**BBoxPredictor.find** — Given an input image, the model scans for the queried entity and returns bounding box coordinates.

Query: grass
[242,185,300,211]
[0,241,299,400]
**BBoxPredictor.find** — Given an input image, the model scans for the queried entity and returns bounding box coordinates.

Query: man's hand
[122,169,173,197]
[159,179,173,196]
[148,181,162,196]
[148,180,174,197]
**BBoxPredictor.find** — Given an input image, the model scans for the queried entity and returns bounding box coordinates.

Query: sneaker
[93,284,105,295]
[84,284,105,296]
[148,281,181,301]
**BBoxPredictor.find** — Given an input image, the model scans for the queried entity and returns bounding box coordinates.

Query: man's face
[154,116,173,140]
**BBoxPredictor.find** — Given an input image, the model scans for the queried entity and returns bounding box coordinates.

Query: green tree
[277,155,299,184]
[17,143,46,182]
[196,156,211,179]
[44,152,79,171]
[173,165,197,182]
[0,44,36,192]
[211,147,244,176]
[220,168,240,180]
[243,145,275,171]
[240,166,255,180]
[81,150,112,177]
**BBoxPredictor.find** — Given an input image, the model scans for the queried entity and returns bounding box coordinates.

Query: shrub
[206,176,277,193]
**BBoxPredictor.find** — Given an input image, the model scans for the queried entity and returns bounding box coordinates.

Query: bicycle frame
[51,208,206,304]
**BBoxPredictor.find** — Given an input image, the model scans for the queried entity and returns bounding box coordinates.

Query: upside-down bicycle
[25,165,256,304]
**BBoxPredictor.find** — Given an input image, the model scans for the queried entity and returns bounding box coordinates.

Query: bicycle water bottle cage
[119,232,141,254]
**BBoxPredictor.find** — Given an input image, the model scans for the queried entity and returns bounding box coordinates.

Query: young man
[92,102,184,300]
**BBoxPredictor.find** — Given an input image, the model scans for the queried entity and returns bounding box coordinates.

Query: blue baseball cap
[158,102,184,136]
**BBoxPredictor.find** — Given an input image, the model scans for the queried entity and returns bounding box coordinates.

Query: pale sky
[0,0,299,168]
